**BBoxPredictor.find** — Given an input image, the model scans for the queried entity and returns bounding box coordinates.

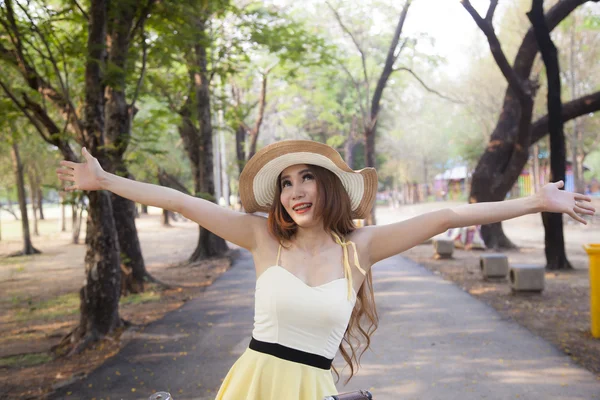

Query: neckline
[258,265,354,293]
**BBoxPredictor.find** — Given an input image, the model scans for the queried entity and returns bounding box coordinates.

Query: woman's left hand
[537,181,596,224]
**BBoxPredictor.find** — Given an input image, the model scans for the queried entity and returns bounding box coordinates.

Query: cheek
[280,191,289,208]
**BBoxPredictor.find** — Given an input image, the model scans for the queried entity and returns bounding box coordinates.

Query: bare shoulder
[347,227,375,270]
[347,226,372,249]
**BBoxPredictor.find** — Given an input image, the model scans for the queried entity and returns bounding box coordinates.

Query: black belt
[249,337,333,370]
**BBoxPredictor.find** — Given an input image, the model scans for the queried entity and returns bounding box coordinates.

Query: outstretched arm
[56,148,263,251]
[361,181,595,265]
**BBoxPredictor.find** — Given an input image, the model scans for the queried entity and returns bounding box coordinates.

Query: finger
[60,160,78,169]
[574,194,592,202]
[58,174,75,182]
[575,200,596,212]
[578,202,596,212]
[555,180,564,188]
[569,211,587,225]
[65,184,79,192]
[82,147,92,160]
[574,206,593,215]
[56,167,73,175]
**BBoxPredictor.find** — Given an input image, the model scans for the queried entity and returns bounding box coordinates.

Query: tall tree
[461,0,600,249]
[0,0,155,353]
[146,1,226,260]
[0,0,157,291]
[9,136,40,256]
[527,0,571,270]
[328,0,453,223]
[150,1,330,258]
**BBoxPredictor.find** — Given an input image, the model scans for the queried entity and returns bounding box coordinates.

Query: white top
[251,233,365,359]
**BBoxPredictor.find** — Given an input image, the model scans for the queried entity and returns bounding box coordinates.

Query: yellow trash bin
[584,244,600,339]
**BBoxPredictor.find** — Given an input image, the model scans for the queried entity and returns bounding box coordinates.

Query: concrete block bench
[480,253,509,279]
[509,264,545,292]
[433,238,454,259]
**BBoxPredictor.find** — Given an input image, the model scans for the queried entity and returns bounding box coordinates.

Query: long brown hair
[267,164,379,383]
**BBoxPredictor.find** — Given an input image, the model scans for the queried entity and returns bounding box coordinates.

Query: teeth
[294,204,312,211]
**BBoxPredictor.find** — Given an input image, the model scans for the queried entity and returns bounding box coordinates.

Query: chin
[294,217,322,229]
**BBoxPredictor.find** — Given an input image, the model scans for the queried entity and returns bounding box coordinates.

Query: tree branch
[71,0,89,20]
[0,80,52,144]
[327,2,370,101]
[485,0,498,23]
[461,0,528,100]
[0,14,84,137]
[247,70,271,159]
[14,1,83,135]
[514,0,595,78]
[531,90,600,144]
[128,0,155,42]
[395,67,464,104]
[129,23,148,110]
[392,38,408,65]
[337,60,368,128]
[369,0,412,127]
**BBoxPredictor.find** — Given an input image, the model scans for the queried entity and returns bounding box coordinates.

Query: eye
[281,179,291,188]
[303,173,314,181]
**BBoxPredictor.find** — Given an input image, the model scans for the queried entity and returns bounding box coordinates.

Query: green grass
[0,331,46,344]
[0,255,29,266]
[13,292,80,322]
[120,291,161,305]
[10,290,162,322]
[0,353,53,368]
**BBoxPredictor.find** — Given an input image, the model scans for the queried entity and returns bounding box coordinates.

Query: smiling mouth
[293,203,312,213]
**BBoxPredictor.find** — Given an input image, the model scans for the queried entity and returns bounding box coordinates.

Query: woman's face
[279,164,320,227]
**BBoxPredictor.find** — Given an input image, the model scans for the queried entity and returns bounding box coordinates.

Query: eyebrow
[281,168,311,181]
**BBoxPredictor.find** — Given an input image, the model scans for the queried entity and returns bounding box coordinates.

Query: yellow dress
[215,234,365,400]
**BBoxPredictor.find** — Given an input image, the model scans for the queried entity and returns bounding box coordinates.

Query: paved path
[51,250,600,400]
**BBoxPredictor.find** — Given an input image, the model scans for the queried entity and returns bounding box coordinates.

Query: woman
[57,140,595,400]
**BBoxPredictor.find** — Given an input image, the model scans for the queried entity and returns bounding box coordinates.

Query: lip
[292,202,312,214]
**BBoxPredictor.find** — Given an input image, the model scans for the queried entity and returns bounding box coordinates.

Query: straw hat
[239,140,378,219]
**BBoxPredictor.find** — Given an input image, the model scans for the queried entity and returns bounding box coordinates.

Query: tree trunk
[532,143,541,193]
[37,188,44,220]
[217,98,230,207]
[466,0,597,249]
[235,124,246,176]
[60,192,67,232]
[344,118,357,169]
[111,192,146,293]
[72,197,84,244]
[528,0,572,270]
[57,0,123,355]
[361,2,411,225]
[103,0,154,293]
[364,126,376,225]
[178,15,228,262]
[27,169,39,237]
[10,142,40,255]
[162,208,170,226]
[72,202,78,243]
[67,190,123,353]
[34,166,44,220]
[567,12,586,195]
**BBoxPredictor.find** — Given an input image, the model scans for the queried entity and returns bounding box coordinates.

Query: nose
[291,185,305,200]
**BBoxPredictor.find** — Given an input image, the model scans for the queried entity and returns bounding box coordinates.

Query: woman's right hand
[56,147,106,191]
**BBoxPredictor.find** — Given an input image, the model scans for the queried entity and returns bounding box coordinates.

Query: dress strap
[331,232,366,300]
[276,243,282,266]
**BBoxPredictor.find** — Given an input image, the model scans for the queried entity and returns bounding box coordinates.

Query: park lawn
[0,208,233,399]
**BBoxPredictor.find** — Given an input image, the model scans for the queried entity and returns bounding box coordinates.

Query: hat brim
[239,140,377,219]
